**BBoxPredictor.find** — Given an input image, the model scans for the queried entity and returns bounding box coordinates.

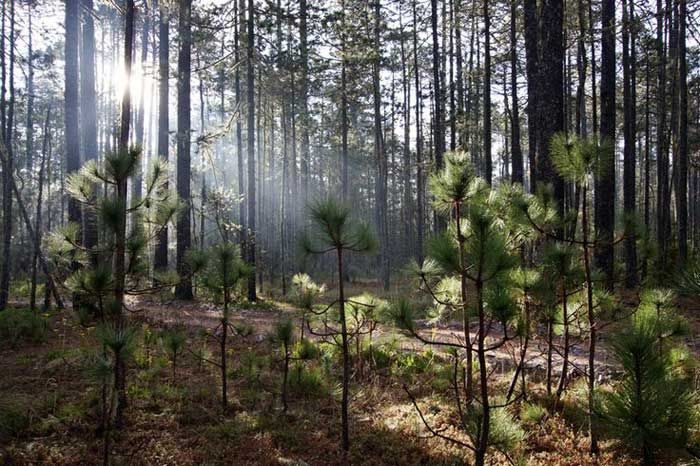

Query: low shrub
[520,402,547,425]
[288,363,330,398]
[0,308,48,347]
[0,396,32,439]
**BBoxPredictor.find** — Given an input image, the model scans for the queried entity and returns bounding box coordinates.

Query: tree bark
[622,0,637,287]
[595,0,615,291]
[509,0,523,184]
[154,0,169,271]
[246,0,256,301]
[81,0,99,263]
[175,0,193,300]
[482,0,491,184]
[677,0,688,265]
[430,0,444,170]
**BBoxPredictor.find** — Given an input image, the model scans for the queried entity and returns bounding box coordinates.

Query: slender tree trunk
[221,292,229,412]
[235,0,246,258]
[509,0,523,184]
[340,0,349,202]
[399,9,413,262]
[556,283,569,399]
[338,248,350,451]
[246,0,256,301]
[0,2,14,307]
[175,0,193,300]
[523,0,538,190]
[474,278,490,466]
[61,0,82,311]
[595,0,615,290]
[413,0,424,262]
[656,0,668,271]
[30,107,51,310]
[430,0,444,170]
[372,0,389,290]
[154,0,169,271]
[582,184,598,455]
[25,6,33,172]
[482,0,491,184]
[299,0,309,206]
[133,1,150,201]
[623,0,637,287]
[113,0,136,429]
[81,0,99,263]
[677,0,688,265]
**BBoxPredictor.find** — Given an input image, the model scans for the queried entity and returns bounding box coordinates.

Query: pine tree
[197,242,250,412]
[52,147,178,428]
[301,197,377,452]
[601,301,694,465]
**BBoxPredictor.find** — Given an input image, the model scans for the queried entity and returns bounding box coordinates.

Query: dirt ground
[1,290,696,465]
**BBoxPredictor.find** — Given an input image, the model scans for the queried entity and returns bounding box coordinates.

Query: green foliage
[274,317,295,348]
[288,363,330,398]
[600,306,695,463]
[520,402,547,425]
[549,132,613,184]
[201,243,251,303]
[463,403,524,453]
[484,283,517,325]
[488,406,526,453]
[161,328,187,364]
[301,197,377,254]
[291,273,326,310]
[428,150,477,214]
[387,298,421,333]
[96,323,137,360]
[0,309,48,347]
[236,351,269,385]
[293,338,321,360]
[0,396,32,439]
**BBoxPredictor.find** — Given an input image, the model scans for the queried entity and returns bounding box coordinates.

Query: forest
[1,0,700,464]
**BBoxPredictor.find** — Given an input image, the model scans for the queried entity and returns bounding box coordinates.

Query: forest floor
[1,283,699,465]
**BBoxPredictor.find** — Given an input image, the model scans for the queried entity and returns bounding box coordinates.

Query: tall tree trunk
[677,0,688,265]
[509,0,523,184]
[455,0,464,149]
[114,0,136,429]
[30,107,51,310]
[154,0,169,271]
[413,0,424,262]
[575,0,587,137]
[372,0,389,290]
[81,0,99,262]
[0,0,14,310]
[482,0,491,184]
[430,0,444,170]
[623,0,637,287]
[595,0,615,291]
[25,5,33,171]
[536,0,565,206]
[522,0,538,190]
[655,0,669,271]
[175,0,193,300]
[236,0,246,257]
[399,8,413,261]
[246,0,256,301]
[299,0,309,206]
[340,0,349,201]
[133,1,150,202]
